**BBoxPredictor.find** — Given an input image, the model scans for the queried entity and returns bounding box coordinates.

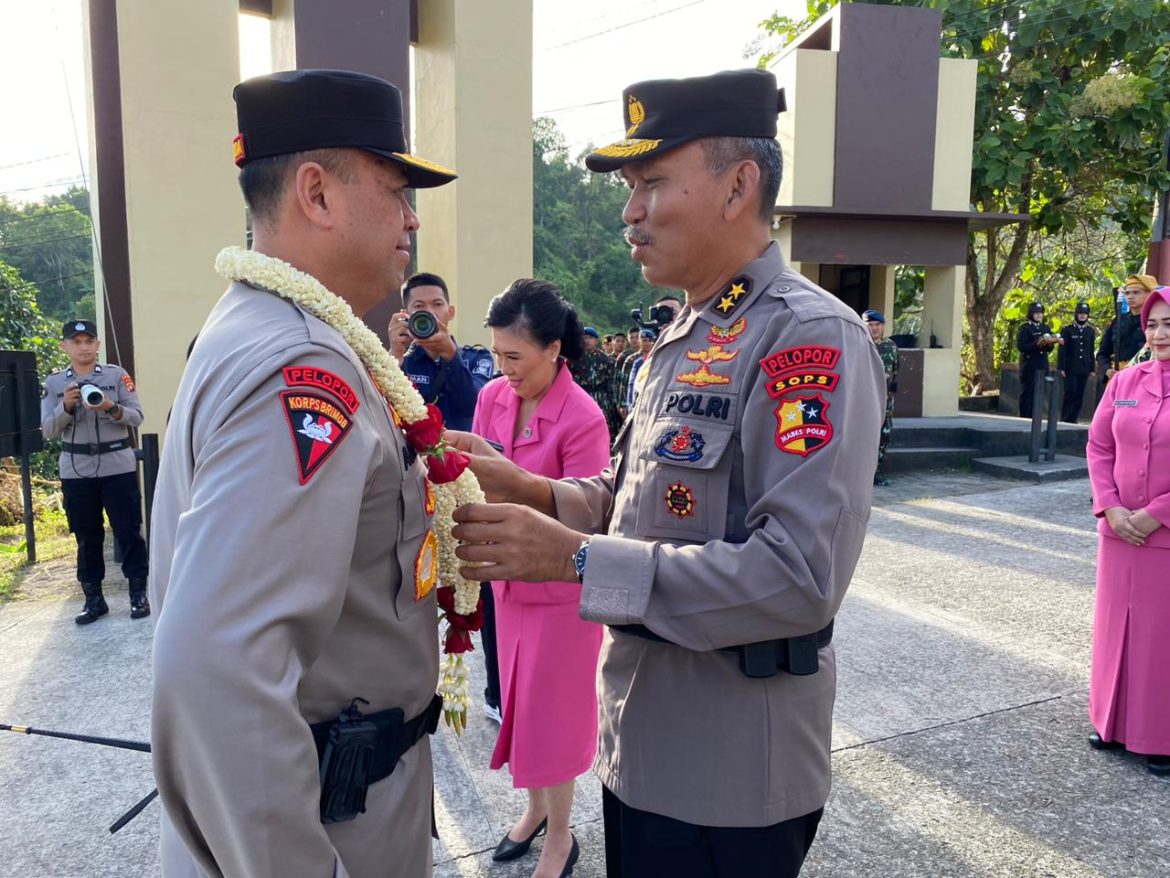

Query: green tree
[0,259,67,378]
[0,186,95,324]
[532,118,673,332]
[757,0,1170,390]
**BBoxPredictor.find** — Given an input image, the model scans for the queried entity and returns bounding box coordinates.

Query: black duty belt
[611,620,834,679]
[62,439,130,455]
[309,694,443,824]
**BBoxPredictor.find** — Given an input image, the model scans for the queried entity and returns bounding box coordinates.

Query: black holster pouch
[313,694,443,825]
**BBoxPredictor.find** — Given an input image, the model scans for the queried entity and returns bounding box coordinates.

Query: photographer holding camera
[1016,301,1062,419]
[389,272,493,431]
[40,319,149,624]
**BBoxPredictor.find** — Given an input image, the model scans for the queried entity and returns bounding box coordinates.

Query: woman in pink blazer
[1086,285,1170,775]
[472,279,610,877]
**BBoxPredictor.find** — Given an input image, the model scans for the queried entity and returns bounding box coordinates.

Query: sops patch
[774,393,833,457]
[282,365,359,414]
[765,370,839,399]
[661,391,733,422]
[664,482,697,518]
[654,425,705,462]
[712,276,751,318]
[707,317,747,346]
[280,391,354,484]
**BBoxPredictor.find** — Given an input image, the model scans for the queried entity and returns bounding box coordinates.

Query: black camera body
[408,310,439,340]
[630,304,676,331]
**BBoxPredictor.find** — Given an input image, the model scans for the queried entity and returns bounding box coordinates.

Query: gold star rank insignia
[713,276,752,317]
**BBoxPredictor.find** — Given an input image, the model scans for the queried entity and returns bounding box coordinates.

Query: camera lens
[81,384,105,406]
[408,311,439,340]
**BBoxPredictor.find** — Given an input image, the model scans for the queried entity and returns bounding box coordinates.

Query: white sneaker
[483,701,502,724]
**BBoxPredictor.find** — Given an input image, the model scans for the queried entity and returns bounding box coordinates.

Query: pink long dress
[1086,358,1170,755]
[472,363,611,787]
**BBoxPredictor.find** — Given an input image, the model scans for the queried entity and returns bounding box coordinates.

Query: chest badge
[664,482,697,518]
[415,530,439,600]
[677,346,737,387]
[655,426,706,462]
[774,393,834,457]
[707,317,747,346]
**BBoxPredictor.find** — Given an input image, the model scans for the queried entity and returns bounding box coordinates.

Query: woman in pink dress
[1086,284,1170,775]
[472,279,610,877]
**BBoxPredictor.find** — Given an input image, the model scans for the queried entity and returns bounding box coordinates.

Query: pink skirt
[1089,535,1170,755]
[489,587,602,788]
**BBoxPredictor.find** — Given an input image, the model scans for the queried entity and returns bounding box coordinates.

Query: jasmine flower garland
[215,246,485,730]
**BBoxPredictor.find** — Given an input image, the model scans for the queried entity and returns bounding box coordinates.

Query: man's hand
[451,503,585,583]
[1060,370,1067,378]
[444,430,540,505]
[63,383,81,412]
[1104,506,1146,546]
[388,311,412,363]
[414,323,458,362]
[1106,367,1117,379]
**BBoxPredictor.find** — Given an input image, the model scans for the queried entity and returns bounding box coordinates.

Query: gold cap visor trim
[391,152,457,178]
[590,138,664,160]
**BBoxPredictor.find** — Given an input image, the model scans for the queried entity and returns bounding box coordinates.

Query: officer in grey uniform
[40,318,149,624]
[450,69,883,878]
[150,70,455,877]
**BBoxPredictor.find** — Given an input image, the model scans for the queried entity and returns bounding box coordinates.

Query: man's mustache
[624,226,653,246]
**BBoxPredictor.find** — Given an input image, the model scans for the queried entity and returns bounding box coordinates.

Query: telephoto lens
[408,310,439,340]
[80,384,105,406]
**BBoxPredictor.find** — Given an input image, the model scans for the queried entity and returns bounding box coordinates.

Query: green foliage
[0,259,67,379]
[0,187,95,323]
[756,1,1170,391]
[532,118,675,332]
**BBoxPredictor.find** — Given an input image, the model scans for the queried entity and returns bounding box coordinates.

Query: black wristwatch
[571,539,590,583]
[108,403,122,419]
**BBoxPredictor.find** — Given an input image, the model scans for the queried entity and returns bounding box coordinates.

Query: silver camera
[80,384,105,407]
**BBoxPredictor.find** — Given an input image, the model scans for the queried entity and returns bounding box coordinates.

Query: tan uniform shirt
[150,282,438,878]
[40,363,143,479]
[550,243,884,827]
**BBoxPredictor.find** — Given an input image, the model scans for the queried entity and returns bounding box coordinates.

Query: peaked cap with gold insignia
[232,69,456,189]
[585,69,786,173]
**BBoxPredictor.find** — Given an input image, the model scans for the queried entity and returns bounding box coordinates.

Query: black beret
[586,69,785,173]
[232,69,456,189]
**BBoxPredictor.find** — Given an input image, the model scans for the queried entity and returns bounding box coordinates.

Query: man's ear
[723,159,762,223]
[447,303,457,323]
[292,161,337,230]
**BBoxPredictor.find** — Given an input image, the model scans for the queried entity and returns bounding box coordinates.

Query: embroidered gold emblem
[392,152,457,177]
[676,365,732,387]
[626,95,646,136]
[592,138,664,159]
[685,345,740,366]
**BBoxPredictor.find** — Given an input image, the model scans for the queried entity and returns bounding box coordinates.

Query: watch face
[574,543,589,579]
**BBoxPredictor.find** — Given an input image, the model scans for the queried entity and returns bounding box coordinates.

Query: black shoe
[1088,732,1123,751]
[128,578,151,619]
[558,834,580,877]
[492,817,547,862]
[1148,756,1170,776]
[75,583,109,625]
[873,476,891,487]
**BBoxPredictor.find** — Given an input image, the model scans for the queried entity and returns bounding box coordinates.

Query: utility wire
[537,0,705,52]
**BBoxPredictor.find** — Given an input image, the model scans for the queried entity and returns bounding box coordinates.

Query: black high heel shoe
[1088,732,1123,751]
[492,817,547,862]
[557,834,580,877]
[1148,755,1170,776]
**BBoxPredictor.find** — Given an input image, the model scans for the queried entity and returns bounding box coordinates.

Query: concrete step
[971,455,1089,483]
[883,446,980,472]
[888,425,969,448]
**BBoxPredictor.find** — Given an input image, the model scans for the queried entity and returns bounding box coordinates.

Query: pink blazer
[472,362,612,603]
[1088,360,1170,548]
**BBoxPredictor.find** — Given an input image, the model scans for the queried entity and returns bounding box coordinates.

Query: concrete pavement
[1,473,1166,877]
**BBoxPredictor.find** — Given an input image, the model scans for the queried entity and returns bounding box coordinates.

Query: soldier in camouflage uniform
[863,310,898,486]
[570,327,623,436]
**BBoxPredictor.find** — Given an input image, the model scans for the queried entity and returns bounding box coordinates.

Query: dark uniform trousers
[61,472,148,585]
[603,788,822,878]
[1061,372,1090,423]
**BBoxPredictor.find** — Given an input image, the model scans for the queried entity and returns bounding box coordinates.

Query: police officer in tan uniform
[450,69,884,878]
[41,319,149,624]
[150,70,456,878]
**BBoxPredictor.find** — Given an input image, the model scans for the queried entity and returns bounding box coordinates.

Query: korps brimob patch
[280,391,354,484]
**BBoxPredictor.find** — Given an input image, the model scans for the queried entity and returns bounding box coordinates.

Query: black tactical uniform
[1016,304,1056,419]
[1057,303,1096,423]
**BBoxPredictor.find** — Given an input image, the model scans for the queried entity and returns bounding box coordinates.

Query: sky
[0,0,801,203]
